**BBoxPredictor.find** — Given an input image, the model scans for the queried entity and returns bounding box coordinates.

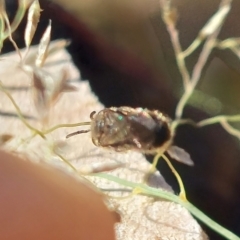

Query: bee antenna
[66,130,90,139]
[90,111,96,120]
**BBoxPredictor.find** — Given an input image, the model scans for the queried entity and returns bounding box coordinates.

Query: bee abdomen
[152,121,171,148]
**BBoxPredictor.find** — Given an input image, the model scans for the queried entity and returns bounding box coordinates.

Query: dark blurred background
[4,0,240,239]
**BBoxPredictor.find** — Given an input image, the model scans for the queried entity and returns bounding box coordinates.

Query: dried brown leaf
[35,19,52,67]
[24,0,41,48]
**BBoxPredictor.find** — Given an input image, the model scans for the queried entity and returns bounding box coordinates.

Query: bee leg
[140,150,164,187]
[151,149,165,171]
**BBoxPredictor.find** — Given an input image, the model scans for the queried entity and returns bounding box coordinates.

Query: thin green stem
[171,118,196,132]
[175,37,217,119]
[175,11,224,119]
[0,14,5,51]
[3,12,22,60]
[181,201,239,240]
[151,152,186,199]
[54,152,78,172]
[94,173,240,240]
[0,81,91,139]
[220,120,240,139]
[181,37,203,58]
[0,83,45,138]
[4,0,28,38]
[162,154,187,200]
[164,19,190,89]
[198,114,240,127]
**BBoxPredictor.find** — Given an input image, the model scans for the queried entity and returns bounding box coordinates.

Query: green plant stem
[0,80,92,140]
[164,18,190,89]
[220,120,240,139]
[162,154,186,200]
[93,173,240,240]
[175,37,216,119]
[198,114,240,127]
[3,12,22,59]
[181,200,239,240]
[175,24,222,119]
[54,152,78,172]
[0,14,5,51]
[4,0,27,38]
[0,83,45,138]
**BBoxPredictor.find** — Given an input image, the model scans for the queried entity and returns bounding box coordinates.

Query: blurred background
[4,0,240,239]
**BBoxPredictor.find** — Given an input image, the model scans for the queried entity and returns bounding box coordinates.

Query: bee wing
[167,145,194,166]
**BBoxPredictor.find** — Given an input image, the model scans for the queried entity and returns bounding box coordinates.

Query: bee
[66,106,193,166]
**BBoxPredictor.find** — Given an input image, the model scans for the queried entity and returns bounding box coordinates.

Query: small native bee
[66,106,193,166]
